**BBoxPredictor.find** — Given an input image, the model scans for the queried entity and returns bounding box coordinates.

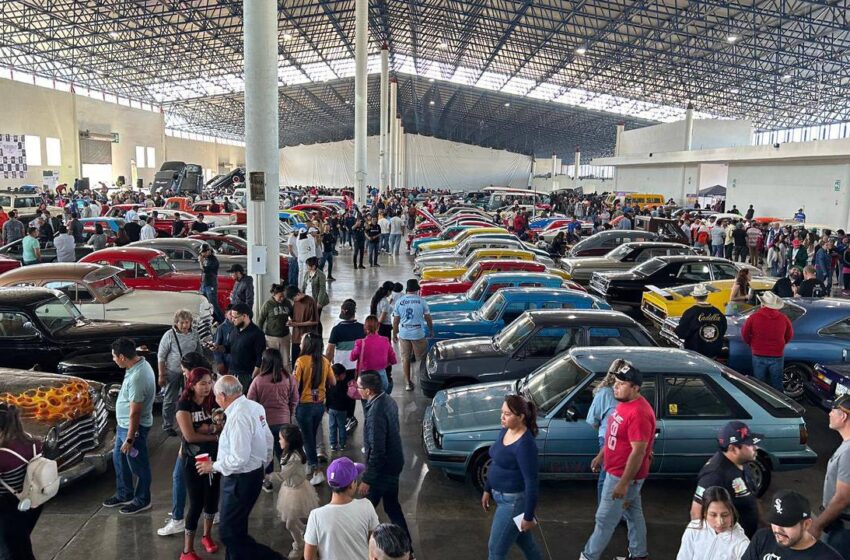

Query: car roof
[653,255,733,263]
[0,262,118,283]
[492,287,588,298]
[0,286,61,306]
[86,247,165,259]
[621,241,690,249]
[131,238,203,249]
[570,346,721,375]
[525,309,639,327]
[784,297,850,311]
[479,272,563,283]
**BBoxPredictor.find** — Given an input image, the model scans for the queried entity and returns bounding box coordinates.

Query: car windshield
[632,258,667,277]
[150,256,175,275]
[35,294,85,333]
[605,245,633,260]
[478,293,506,322]
[88,275,129,301]
[494,314,535,353]
[522,356,590,414]
[466,276,490,301]
[459,263,481,283]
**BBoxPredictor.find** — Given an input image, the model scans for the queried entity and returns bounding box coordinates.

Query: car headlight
[427,349,437,375]
[43,427,59,456]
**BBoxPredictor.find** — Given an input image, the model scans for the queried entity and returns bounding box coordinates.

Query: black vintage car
[588,255,759,308]
[0,287,168,372]
[0,368,112,486]
[0,238,93,263]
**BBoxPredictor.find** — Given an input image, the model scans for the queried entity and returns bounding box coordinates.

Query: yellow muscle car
[417,227,508,254]
[419,248,537,280]
[641,277,777,327]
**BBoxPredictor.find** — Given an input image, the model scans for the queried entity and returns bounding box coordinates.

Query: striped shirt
[0,440,39,496]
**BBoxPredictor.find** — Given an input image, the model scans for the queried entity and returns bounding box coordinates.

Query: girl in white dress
[276,424,320,560]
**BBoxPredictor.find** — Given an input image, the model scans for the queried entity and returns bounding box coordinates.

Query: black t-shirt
[742,528,842,560]
[773,277,795,298]
[227,322,266,376]
[733,228,747,246]
[694,451,760,538]
[674,303,727,358]
[201,254,219,287]
[366,224,381,242]
[321,232,337,253]
[352,225,366,244]
[798,278,827,298]
[191,220,209,233]
[177,398,217,457]
[124,221,141,241]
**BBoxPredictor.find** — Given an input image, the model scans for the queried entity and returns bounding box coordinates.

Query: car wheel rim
[782,366,806,398]
[745,461,764,493]
[478,457,492,488]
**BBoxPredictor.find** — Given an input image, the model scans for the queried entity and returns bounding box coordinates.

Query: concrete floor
[31,246,841,560]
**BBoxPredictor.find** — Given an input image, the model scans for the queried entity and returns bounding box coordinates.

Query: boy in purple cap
[304,457,379,560]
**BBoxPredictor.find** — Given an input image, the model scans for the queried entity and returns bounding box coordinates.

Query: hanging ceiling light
[781,73,792,81]
[429,100,435,105]
[428,78,435,82]
[504,102,511,107]
[109,31,119,38]
[726,35,738,43]
[282,32,294,42]
[575,46,587,55]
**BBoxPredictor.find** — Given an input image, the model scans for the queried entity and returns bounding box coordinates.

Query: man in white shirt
[196,375,278,560]
[388,213,404,256]
[124,206,139,223]
[305,457,380,560]
[140,217,157,240]
[53,226,76,262]
[378,213,390,253]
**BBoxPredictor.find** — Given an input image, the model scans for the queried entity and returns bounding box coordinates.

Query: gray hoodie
[157,328,201,374]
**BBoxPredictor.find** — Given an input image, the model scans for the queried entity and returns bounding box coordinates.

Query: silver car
[129,238,244,272]
[560,242,697,285]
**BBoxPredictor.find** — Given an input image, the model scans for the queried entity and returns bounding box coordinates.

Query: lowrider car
[422,309,655,397]
[424,346,816,493]
[419,249,541,280]
[414,236,551,273]
[0,369,112,486]
[419,259,551,297]
[429,287,610,347]
[566,230,661,257]
[412,224,490,253]
[560,242,696,286]
[425,272,570,314]
[209,224,292,251]
[0,263,214,337]
[805,363,850,410]
[641,277,777,328]
[417,227,508,254]
[0,287,168,372]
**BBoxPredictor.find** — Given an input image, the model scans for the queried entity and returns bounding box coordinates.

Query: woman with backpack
[0,403,44,560]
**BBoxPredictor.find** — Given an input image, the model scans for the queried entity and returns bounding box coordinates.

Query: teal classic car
[423,346,816,494]
[424,272,569,314]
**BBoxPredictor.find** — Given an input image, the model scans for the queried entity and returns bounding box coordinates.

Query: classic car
[566,230,661,258]
[0,254,20,275]
[0,368,112,486]
[0,263,214,336]
[533,219,595,242]
[190,200,246,225]
[424,272,570,314]
[79,217,126,244]
[413,235,550,273]
[589,255,759,308]
[127,237,252,274]
[422,309,655,397]
[80,246,235,312]
[804,363,850,410]
[411,225,474,252]
[633,216,690,245]
[0,287,168,372]
[145,207,231,229]
[417,227,509,254]
[423,346,816,493]
[188,233,289,278]
[208,224,291,254]
[428,287,610,347]
[0,238,93,263]
[419,259,551,297]
[419,248,540,280]
[289,203,339,220]
[560,242,697,285]
[641,277,778,328]
[279,211,308,231]
[0,191,62,221]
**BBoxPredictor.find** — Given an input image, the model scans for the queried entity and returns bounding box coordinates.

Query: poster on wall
[0,134,27,179]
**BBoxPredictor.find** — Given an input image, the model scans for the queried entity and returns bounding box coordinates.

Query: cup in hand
[195,453,210,464]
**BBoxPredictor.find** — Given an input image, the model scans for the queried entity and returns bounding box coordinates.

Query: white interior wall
[615,164,698,201]
[619,119,753,156]
[697,163,729,190]
[164,136,245,176]
[280,135,531,189]
[691,120,753,150]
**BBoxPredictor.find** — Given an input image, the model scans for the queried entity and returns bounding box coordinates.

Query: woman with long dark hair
[0,403,41,559]
[248,348,299,493]
[175,367,220,559]
[481,394,542,560]
[726,268,751,315]
[677,486,749,559]
[370,281,395,340]
[293,332,335,486]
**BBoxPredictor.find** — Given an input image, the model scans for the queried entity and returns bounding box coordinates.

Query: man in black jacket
[674,284,727,359]
[357,371,411,546]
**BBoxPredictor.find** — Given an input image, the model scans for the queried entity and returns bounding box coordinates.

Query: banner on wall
[0,134,27,179]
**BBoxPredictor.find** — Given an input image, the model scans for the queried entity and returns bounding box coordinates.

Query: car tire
[470,448,492,493]
[783,362,812,400]
[746,454,772,497]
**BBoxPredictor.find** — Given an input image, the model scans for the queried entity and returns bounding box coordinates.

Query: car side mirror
[564,405,578,421]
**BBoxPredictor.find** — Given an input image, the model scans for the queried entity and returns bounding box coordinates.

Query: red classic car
[0,254,21,275]
[188,232,289,279]
[289,203,338,220]
[192,201,247,225]
[79,247,235,310]
[105,204,174,237]
[419,259,550,297]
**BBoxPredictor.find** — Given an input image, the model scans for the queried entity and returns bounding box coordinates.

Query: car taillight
[799,424,808,446]
[813,368,832,392]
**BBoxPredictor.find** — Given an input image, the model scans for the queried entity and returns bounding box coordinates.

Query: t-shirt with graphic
[392,294,430,340]
[742,528,842,560]
[177,397,217,458]
[694,451,759,537]
[603,395,656,480]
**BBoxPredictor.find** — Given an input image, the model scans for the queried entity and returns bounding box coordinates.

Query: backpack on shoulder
[0,445,60,511]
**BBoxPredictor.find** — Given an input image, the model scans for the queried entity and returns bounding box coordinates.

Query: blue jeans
[319,250,334,278]
[201,284,224,323]
[380,233,390,252]
[368,241,380,265]
[752,355,784,392]
[295,403,325,469]
[596,436,607,504]
[713,244,724,258]
[379,368,393,395]
[487,491,543,560]
[328,408,347,448]
[172,454,186,519]
[112,425,152,507]
[389,233,402,255]
[582,473,648,560]
[287,257,299,287]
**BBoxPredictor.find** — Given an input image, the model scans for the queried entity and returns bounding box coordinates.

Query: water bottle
[128,446,139,458]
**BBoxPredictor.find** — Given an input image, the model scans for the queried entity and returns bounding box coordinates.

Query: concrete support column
[399,124,405,189]
[614,122,625,157]
[394,114,401,190]
[388,78,398,190]
[574,147,581,180]
[353,0,368,204]
[684,102,695,151]
[551,153,558,177]
[243,0,280,314]
[379,45,389,193]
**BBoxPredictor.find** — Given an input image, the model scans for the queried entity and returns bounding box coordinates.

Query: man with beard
[742,490,841,559]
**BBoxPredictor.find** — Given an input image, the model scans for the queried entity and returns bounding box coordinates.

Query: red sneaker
[180,553,202,560]
[201,536,219,554]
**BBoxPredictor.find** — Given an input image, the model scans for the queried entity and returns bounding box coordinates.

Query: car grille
[659,320,684,348]
[195,302,214,342]
[423,409,443,449]
[641,300,667,323]
[589,274,609,295]
[54,396,110,470]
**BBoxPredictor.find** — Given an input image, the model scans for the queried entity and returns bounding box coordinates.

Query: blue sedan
[424,272,568,314]
[423,346,816,494]
[428,287,610,348]
[725,298,850,399]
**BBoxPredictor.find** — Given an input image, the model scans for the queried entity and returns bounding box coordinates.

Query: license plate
[836,383,850,397]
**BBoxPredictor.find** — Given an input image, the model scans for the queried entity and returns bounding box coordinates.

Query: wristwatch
[125,438,134,444]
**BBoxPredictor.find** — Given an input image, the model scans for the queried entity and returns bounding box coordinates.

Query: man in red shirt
[581,359,656,560]
[741,291,793,392]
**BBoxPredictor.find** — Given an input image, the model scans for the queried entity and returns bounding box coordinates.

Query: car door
[0,310,47,369]
[506,327,583,380]
[815,318,850,364]
[44,281,105,320]
[674,262,713,284]
[710,263,739,281]
[656,374,745,475]
[162,248,195,271]
[542,374,602,477]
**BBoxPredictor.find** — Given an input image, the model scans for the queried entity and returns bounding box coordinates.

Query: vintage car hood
[431,311,480,327]
[425,293,469,307]
[435,337,500,361]
[432,381,514,433]
[562,256,617,271]
[111,290,207,321]
[600,270,641,282]
[58,319,168,342]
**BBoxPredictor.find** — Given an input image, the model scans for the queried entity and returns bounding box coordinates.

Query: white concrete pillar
[551,153,558,177]
[394,114,401,190]
[399,124,406,189]
[353,0,368,204]
[684,102,694,151]
[574,147,581,180]
[379,45,389,193]
[615,122,625,157]
[388,78,398,190]
[243,0,280,314]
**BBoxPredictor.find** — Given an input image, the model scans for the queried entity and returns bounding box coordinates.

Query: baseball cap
[828,394,850,412]
[406,279,420,292]
[326,457,365,489]
[608,358,642,386]
[227,264,245,274]
[718,421,763,448]
[339,298,356,319]
[766,490,811,527]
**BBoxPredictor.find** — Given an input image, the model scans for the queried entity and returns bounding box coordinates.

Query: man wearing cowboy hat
[741,291,794,392]
[674,284,727,359]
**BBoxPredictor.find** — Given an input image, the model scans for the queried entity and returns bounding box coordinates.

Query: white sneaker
[156,517,185,536]
[213,512,220,525]
[310,471,326,486]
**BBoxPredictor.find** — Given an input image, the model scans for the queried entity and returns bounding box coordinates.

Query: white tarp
[279,134,531,190]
